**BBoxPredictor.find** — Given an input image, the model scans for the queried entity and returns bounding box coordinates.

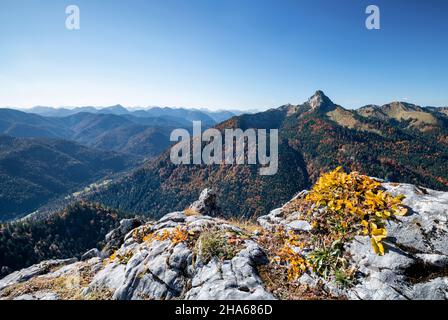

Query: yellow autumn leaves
[142,226,191,245]
[306,167,407,255]
[274,230,309,280]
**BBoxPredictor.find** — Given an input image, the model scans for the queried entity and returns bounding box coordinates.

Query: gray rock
[14,291,60,300]
[81,248,101,261]
[89,214,273,300]
[0,259,77,292]
[286,220,312,232]
[102,218,144,256]
[189,188,221,216]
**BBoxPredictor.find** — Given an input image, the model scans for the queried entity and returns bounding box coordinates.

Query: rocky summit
[1,173,447,300]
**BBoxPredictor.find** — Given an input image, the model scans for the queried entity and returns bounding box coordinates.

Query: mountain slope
[0,202,127,277]
[0,108,235,158]
[0,109,71,139]
[0,110,180,158]
[0,136,136,221]
[89,91,448,219]
[357,102,440,131]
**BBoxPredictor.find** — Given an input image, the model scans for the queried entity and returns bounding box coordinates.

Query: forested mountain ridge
[0,106,240,221]
[0,109,181,157]
[0,202,128,277]
[88,91,448,219]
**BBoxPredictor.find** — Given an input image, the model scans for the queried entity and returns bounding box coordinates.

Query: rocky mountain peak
[306,90,335,112]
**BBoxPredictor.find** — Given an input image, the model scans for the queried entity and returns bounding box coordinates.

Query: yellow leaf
[371,227,387,242]
[371,238,385,255]
[394,207,408,216]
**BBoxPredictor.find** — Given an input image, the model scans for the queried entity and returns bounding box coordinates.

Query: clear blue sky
[0,0,447,110]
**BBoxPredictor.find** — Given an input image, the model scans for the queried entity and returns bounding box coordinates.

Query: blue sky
[0,0,447,110]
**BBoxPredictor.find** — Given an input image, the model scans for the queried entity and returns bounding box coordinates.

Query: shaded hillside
[55,113,178,157]
[89,91,448,219]
[0,202,125,277]
[0,109,182,157]
[0,108,71,139]
[0,136,135,221]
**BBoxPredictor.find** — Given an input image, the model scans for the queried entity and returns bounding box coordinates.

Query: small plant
[194,229,241,263]
[109,251,117,262]
[334,269,354,288]
[305,167,407,255]
[109,250,133,264]
[274,230,309,281]
[132,225,153,243]
[308,240,346,279]
[170,226,190,245]
[227,217,262,235]
[262,167,408,286]
[142,226,191,245]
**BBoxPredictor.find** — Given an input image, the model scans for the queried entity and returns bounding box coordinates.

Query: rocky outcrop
[0,191,273,300]
[1,181,447,300]
[0,259,77,293]
[344,183,448,300]
[101,218,144,257]
[258,182,448,300]
[81,249,101,261]
[85,211,272,300]
[188,188,221,217]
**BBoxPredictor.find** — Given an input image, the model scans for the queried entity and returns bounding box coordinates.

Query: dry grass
[258,265,343,300]
[227,217,262,235]
[193,227,247,264]
[0,262,104,300]
[327,108,382,135]
[184,207,200,216]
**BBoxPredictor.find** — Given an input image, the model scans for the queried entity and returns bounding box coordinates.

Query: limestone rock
[101,218,144,256]
[189,188,221,216]
[81,248,101,261]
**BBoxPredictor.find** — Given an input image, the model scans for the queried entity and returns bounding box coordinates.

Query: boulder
[101,218,144,257]
[189,188,221,216]
[81,248,101,261]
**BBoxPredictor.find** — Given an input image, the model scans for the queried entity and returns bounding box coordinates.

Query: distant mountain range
[0,107,241,157]
[88,91,448,219]
[25,105,242,125]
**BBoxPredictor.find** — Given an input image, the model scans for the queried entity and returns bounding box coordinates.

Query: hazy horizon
[4,91,448,112]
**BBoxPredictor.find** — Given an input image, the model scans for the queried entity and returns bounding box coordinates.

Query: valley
[0,106,239,221]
